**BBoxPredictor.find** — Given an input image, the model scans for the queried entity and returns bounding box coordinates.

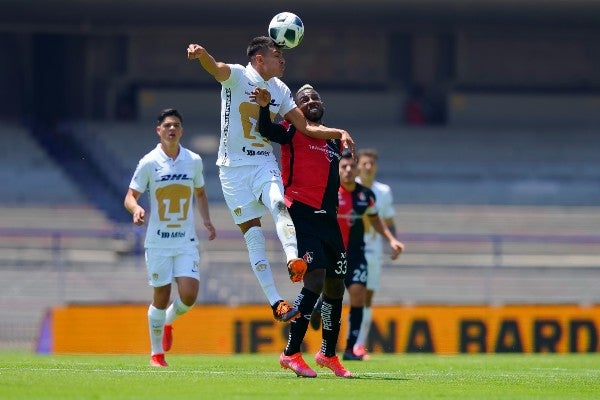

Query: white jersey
[129,144,205,249]
[216,63,297,167]
[357,178,395,255]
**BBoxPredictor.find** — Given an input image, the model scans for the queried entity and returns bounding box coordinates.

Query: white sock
[262,182,298,261]
[148,305,166,355]
[355,306,373,348]
[244,226,281,305]
[165,298,192,325]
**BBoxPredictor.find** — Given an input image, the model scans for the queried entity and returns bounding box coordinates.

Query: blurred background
[1,0,599,349]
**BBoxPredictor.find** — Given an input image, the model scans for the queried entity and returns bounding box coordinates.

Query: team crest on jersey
[234,207,242,216]
[303,251,314,264]
[254,262,268,272]
[358,192,366,201]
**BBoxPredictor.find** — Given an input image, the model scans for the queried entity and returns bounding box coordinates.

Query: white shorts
[365,249,383,291]
[145,246,200,287]
[219,162,284,225]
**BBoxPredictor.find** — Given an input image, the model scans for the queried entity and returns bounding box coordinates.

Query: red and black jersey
[337,182,377,254]
[257,105,341,213]
[280,120,341,213]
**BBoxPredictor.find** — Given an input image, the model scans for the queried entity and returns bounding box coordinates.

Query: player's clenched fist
[187,44,205,59]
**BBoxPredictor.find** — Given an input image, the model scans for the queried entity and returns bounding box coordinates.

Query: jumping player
[187,37,354,322]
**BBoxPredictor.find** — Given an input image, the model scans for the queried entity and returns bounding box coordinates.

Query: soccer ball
[268,12,304,49]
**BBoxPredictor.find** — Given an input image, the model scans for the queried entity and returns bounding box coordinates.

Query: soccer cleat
[353,344,370,360]
[162,324,173,352]
[279,352,317,378]
[315,352,353,378]
[272,300,300,322]
[287,258,307,283]
[309,297,323,330]
[342,349,364,361]
[150,353,169,367]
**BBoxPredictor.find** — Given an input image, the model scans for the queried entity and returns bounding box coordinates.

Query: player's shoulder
[229,63,245,73]
[180,145,201,159]
[222,63,245,85]
[373,180,392,193]
[356,182,375,197]
[137,145,161,164]
[270,77,291,93]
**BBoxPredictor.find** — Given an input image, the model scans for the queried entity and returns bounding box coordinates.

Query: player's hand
[187,44,205,60]
[204,221,217,241]
[340,130,355,157]
[132,206,145,226]
[249,88,271,107]
[389,239,404,260]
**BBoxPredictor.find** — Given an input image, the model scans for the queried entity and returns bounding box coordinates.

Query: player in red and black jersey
[254,84,352,378]
[337,151,404,361]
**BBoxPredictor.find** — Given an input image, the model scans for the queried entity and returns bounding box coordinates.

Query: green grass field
[1,351,599,399]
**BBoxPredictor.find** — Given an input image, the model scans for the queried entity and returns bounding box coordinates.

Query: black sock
[346,306,363,352]
[320,295,343,357]
[284,287,319,356]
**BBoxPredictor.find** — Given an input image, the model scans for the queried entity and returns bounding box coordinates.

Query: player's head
[339,149,357,185]
[156,108,183,143]
[357,148,379,180]
[294,84,325,123]
[248,36,285,79]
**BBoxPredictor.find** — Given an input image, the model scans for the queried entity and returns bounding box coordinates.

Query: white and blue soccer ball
[268,12,304,49]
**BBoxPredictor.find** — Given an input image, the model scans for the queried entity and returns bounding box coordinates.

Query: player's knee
[180,293,198,307]
[303,269,325,293]
[323,277,345,299]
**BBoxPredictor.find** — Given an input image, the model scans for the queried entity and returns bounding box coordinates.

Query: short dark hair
[157,108,183,124]
[247,36,279,58]
[341,148,353,159]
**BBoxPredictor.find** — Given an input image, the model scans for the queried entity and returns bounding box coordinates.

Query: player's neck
[359,176,374,188]
[341,181,356,192]
[161,142,180,159]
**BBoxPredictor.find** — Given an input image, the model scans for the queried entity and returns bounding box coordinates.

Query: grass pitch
[1,351,599,399]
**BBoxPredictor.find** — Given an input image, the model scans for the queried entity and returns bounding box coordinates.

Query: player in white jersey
[186,36,355,322]
[354,148,400,359]
[124,108,216,367]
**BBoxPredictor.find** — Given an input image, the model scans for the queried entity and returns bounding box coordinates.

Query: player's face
[357,155,378,180]
[295,89,324,122]
[339,157,357,184]
[156,116,183,145]
[260,47,286,78]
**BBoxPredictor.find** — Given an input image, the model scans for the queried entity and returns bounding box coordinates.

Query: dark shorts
[344,247,368,287]
[289,201,347,279]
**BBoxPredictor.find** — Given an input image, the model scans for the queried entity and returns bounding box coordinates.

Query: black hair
[341,148,353,159]
[157,108,183,124]
[247,36,279,58]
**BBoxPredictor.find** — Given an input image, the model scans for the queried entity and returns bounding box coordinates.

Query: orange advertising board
[48,304,600,354]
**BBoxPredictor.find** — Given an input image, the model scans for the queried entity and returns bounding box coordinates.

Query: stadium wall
[41,304,600,355]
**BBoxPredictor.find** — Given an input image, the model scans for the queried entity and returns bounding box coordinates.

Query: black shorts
[289,201,347,279]
[345,247,368,287]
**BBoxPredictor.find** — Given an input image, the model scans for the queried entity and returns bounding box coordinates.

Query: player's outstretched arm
[284,107,355,155]
[187,43,231,82]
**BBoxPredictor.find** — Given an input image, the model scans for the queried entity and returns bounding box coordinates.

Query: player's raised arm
[284,107,355,155]
[187,43,231,82]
